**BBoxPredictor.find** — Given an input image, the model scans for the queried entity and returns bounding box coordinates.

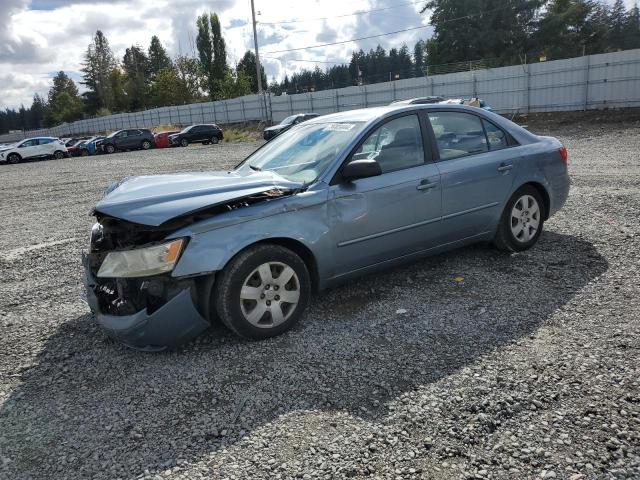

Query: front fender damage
[83,186,301,350]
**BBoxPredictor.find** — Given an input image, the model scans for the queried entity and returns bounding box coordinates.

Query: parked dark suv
[101,129,155,154]
[169,124,224,147]
[263,113,320,141]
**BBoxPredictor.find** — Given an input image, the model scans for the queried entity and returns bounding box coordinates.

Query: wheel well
[523,182,551,220]
[251,238,320,292]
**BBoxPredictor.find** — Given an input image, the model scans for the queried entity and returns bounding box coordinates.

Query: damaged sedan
[84,104,570,350]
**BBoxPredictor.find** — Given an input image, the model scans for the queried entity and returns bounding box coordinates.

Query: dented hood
[95,170,303,226]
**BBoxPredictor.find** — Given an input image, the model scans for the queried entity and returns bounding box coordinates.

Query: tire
[141,140,152,150]
[105,144,115,154]
[80,149,89,157]
[180,138,189,147]
[213,244,311,339]
[493,185,545,252]
[53,150,64,160]
[7,153,20,164]
[210,136,219,145]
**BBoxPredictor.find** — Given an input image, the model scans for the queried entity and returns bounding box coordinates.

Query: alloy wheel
[510,194,540,243]
[239,261,300,328]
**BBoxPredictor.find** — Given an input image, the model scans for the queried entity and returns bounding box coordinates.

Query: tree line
[1,0,639,134]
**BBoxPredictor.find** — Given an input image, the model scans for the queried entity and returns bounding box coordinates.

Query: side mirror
[342,159,382,181]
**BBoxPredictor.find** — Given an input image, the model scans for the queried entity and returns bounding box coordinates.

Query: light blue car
[83,104,570,350]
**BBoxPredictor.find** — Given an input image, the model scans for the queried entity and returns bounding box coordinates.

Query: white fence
[2,49,639,143]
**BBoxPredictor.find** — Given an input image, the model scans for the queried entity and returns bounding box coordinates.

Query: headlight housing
[97,239,185,278]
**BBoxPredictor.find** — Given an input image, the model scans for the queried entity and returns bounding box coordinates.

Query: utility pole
[250,0,268,122]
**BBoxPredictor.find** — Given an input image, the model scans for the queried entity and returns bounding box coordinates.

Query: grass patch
[220,126,262,143]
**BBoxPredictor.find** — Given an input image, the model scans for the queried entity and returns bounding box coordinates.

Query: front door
[426,111,517,239]
[328,113,442,277]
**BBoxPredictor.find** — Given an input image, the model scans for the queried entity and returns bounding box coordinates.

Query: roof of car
[304,104,487,124]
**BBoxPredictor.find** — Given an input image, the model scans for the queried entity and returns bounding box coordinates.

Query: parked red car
[154,130,179,148]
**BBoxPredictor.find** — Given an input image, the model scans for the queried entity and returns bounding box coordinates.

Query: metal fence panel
[2,49,639,143]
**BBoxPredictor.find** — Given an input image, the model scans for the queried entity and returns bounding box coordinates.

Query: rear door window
[427,112,488,160]
[482,119,509,151]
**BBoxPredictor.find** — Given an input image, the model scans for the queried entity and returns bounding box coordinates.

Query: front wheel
[105,144,115,154]
[180,138,189,147]
[7,153,20,164]
[493,186,545,252]
[213,244,311,339]
[53,150,65,159]
[141,140,152,150]
[80,149,89,157]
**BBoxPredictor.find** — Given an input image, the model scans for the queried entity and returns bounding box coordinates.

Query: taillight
[559,146,568,165]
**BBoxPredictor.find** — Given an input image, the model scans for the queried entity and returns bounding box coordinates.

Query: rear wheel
[180,138,189,147]
[141,140,152,150]
[214,244,310,339]
[7,153,20,164]
[493,186,544,252]
[53,150,64,159]
[210,136,219,145]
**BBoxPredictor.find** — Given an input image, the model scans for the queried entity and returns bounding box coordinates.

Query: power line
[263,25,429,54]
[262,6,513,55]
[259,0,425,25]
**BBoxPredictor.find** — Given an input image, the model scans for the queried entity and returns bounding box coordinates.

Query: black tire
[180,138,189,147]
[105,144,115,154]
[80,149,89,157]
[213,244,311,340]
[53,150,64,159]
[493,185,545,252]
[7,153,20,164]
[141,140,152,150]
[210,136,219,145]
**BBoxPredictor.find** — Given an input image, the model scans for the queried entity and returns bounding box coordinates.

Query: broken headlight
[97,239,184,278]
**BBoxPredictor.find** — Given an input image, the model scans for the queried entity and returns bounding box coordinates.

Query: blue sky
[0,0,636,109]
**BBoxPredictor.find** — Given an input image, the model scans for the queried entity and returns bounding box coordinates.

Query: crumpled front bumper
[82,254,210,351]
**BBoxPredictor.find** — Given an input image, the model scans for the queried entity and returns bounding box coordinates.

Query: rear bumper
[82,254,210,351]
[549,171,571,218]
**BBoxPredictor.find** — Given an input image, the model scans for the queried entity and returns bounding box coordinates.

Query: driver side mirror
[342,159,382,181]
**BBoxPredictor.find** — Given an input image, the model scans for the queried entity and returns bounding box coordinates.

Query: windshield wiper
[249,165,262,171]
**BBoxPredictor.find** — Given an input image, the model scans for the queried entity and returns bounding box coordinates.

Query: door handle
[417,180,438,191]
[497,163,513,172]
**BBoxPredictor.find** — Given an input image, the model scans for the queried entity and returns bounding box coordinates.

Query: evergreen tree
[237,50,267,93]
[622,5,640,49]
[123,45,150,110]
[81,30,117,113]
[424,0,543,65]
[196,12,228,99]
[30,94,46,129]
[148,35,173,78]
[43,71,83,127]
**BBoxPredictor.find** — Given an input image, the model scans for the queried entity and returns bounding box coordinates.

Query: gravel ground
[0,121,638,480]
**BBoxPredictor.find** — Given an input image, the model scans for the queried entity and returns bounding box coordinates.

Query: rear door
[38,138,55,156]
[328,113,443,276]
[426,110,517,239]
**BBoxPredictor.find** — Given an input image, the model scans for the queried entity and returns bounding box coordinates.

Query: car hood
[95,170,304,226]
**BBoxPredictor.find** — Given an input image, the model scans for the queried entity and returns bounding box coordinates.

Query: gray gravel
[0,124,638,480]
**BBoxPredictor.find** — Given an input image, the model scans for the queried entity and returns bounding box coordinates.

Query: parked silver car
[83,104,570,350]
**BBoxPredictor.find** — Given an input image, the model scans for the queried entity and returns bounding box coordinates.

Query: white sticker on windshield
[323,123,356,132]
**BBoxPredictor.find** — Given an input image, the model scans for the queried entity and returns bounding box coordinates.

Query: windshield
[280,115,298,125]
[180,126,193,134]
[106,131,120,138]
[237,121,365,184]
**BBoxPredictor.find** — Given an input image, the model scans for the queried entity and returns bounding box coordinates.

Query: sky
[0,0,636,110]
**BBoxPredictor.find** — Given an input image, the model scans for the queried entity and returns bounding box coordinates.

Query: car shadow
[0,231,608,478]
